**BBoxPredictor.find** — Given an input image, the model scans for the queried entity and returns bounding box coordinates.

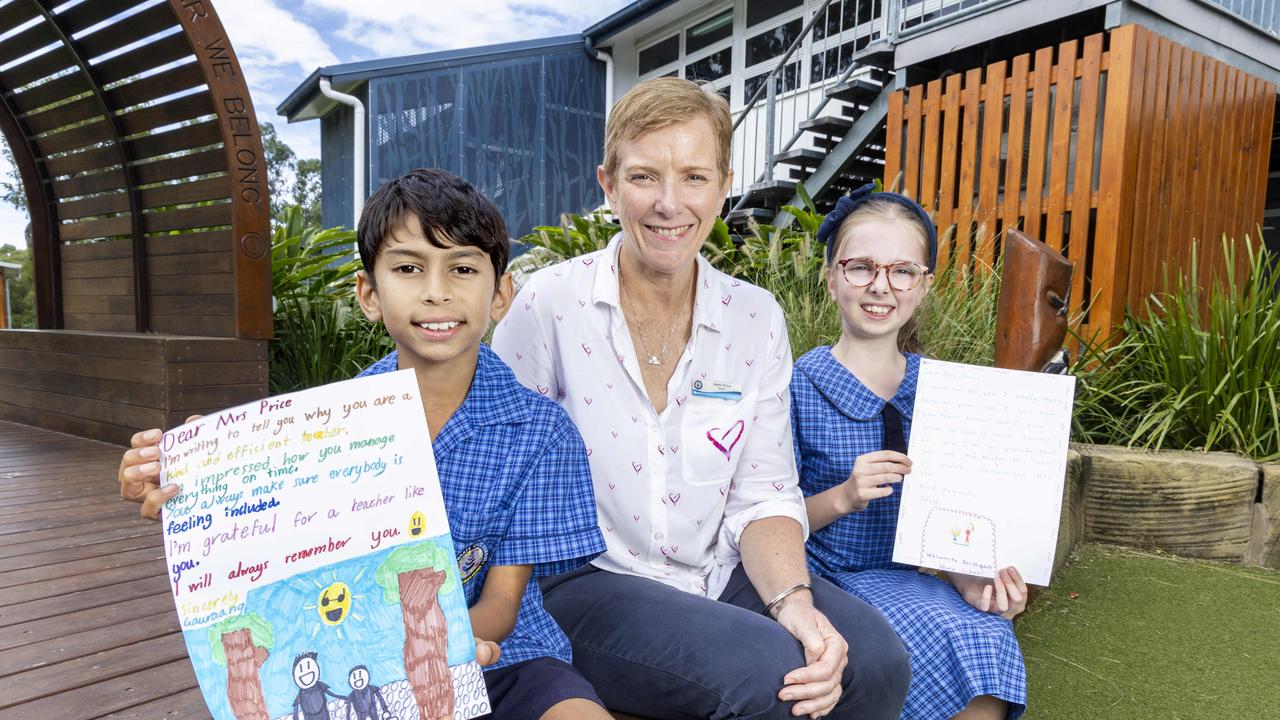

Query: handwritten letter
[892,359,1075,585]
[161,370,489,720]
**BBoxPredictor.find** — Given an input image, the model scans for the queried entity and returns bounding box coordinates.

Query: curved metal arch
[31,0,150,331]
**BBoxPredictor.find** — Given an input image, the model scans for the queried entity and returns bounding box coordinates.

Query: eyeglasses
[836,258,929,291]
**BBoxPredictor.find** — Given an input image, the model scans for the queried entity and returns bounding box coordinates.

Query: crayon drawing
[161,371,490,720]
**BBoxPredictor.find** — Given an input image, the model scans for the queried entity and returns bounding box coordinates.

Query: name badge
[692,379,742,400]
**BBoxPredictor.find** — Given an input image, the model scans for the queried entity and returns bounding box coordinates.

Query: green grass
[1018,543,1280,718]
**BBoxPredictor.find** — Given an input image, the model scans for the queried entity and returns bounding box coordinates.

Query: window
[746,18,801,67]
[810,40,853,84]
[687,47,732,82]
[744,62,800,100]
[686,9,732,54]
[813,0,881,41]
[638,35,679,75]
[746,0,802,27]
[809,35,875,83]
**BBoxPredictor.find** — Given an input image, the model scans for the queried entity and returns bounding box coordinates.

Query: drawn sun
[302,568,368,640]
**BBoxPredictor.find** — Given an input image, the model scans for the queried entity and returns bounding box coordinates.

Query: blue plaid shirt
[791,347,920,575]
[358,345,605,669]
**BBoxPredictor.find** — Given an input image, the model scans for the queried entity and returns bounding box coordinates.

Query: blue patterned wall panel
[363,45,604,237]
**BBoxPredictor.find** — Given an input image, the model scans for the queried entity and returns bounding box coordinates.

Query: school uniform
[359,345,606,719]
[491,238,910,719]
[791,347,1028,720]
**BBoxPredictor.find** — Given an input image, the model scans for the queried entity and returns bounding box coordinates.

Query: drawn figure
[292,652,344,720]
[345,665,391,720]
[408,511,425,538]
[964,523,974,544]
[318,582,351,626]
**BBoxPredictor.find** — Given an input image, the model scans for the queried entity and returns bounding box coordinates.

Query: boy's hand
[950,567,1027,620]
[473,638,501,666]
[118,417,202,520]
[839,450,912,513]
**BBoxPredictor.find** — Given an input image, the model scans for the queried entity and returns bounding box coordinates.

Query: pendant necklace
[620,270,689,367]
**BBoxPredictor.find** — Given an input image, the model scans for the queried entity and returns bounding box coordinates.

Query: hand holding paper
[158,371,491,720]
[892,359,1075,586]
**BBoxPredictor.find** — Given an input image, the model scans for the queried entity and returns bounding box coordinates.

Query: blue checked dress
[359,345,606,670]
[791,347,1027,720]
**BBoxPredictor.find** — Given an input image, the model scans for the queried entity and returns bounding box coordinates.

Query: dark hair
[357,168,509,282]
[348,665,368,675]
[293,651,318,667]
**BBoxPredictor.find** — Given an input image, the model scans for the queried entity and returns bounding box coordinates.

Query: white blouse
[492,236,808,598]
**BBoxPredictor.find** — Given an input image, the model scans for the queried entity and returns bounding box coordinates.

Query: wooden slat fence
[885,24,1276,340]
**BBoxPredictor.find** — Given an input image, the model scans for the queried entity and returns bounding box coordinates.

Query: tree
[293,158,322,229]
[0,243,34,329]
[260,122,323,230]
[1,138,24,212]
[208,613,274,720]
[375,541,457,719]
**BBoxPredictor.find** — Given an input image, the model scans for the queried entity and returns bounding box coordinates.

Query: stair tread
[774,148,826,167]
[827,78,882,103]
[799,115,854,136]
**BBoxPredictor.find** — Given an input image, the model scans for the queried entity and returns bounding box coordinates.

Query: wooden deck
[0,419,210,720]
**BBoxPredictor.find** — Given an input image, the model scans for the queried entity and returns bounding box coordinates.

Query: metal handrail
[730,1,895,213]
[731,0,839,135]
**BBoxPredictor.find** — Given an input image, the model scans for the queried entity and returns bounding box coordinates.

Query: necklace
[619,271,690,367]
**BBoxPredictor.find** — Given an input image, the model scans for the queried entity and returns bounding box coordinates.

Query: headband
[815,182,938,269]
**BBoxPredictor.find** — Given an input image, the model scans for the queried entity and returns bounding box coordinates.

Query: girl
[791,183,1029,720]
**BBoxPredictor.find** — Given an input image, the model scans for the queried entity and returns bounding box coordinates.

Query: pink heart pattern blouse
[492,236,807,599]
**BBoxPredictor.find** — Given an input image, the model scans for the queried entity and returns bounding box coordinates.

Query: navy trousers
[539,564,910,719]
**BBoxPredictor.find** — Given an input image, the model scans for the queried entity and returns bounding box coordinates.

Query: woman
[491,77,910,720]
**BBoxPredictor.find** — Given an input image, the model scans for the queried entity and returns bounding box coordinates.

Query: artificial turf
[1016,543,1280,719]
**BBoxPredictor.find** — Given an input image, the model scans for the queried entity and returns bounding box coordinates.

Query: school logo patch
[457,543,488,584]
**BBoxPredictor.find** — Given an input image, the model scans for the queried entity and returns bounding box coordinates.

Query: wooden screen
[0,0,271,339]
[885,24,1276,340]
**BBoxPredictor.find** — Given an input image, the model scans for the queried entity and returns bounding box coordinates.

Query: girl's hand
[839,450,912,512]
[950,567,1027,619]
[473,637,501,666]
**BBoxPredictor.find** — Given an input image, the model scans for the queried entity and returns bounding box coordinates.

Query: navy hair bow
[815,182,938,269]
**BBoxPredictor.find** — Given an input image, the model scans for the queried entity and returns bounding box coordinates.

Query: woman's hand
[838,450,912,513]
[774,596,849,718]
[949,567,1027,620]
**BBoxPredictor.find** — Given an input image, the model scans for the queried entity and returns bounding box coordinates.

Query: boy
[119,169,610,720]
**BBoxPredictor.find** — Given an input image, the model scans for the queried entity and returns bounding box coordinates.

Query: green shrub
[522,201,1001,365]
[1072,239,1280,461]
[269,206,392,393]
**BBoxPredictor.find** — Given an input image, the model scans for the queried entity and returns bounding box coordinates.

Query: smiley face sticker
[318,581,351,626]
[408,511,425,538]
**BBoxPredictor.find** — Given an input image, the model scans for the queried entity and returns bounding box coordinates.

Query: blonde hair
[602,77,732,181]
[829,199,932,354]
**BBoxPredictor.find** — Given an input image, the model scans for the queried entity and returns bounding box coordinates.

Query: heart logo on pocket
[706,419,745,461]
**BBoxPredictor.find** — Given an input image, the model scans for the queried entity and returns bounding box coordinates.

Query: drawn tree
[208,613,275,720]
[375,541,457,720]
